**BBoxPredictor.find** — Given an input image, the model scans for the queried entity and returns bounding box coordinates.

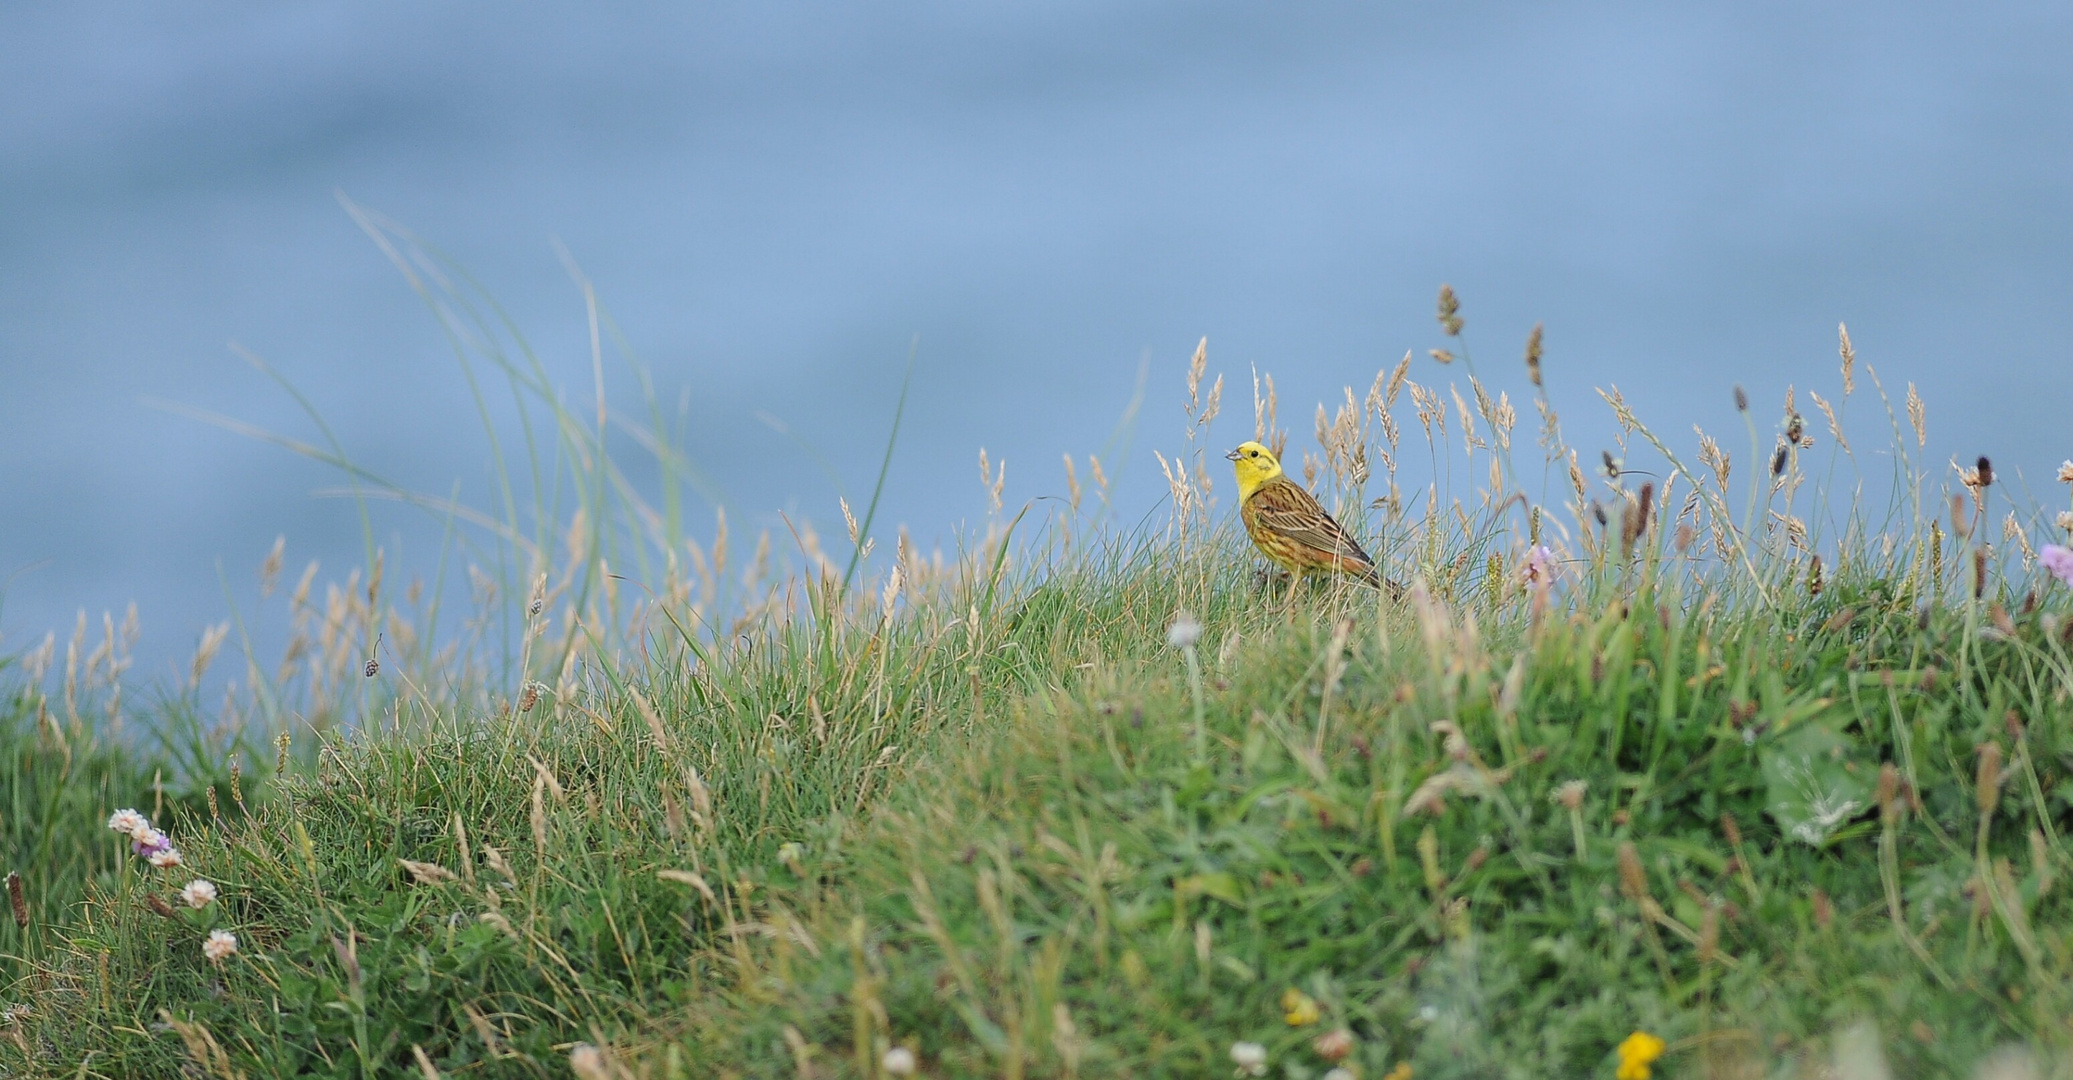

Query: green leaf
[1175,872,1245,907]
[1759,723,1873,846]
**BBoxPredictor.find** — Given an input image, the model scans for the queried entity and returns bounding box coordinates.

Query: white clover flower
[2057,510,2073,533]
[1167,611,1203,650]
[2058,460,2073,484]
[107,809,149,835]
[180,880,218,908]
[202,929,238,963]
[882,1046,918,1075]
[132,826,169,850]
[148,847,184,869]
[1230,1041,1268,1077]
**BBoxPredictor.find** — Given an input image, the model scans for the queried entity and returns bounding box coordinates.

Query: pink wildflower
[2042,544,2073,587]
[1521,545,1558,588]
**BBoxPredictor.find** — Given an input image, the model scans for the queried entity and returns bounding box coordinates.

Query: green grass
[11,544,2073,1079]
[6,250,2073,1077]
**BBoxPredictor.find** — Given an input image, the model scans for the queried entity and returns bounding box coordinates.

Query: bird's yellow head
[1226,441,1282,499]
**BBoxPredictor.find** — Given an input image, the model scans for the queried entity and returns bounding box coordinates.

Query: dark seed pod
[1976,455,1993,488]
[1733,386,1749,412]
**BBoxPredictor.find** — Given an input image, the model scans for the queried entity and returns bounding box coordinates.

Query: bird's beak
[1224,448,1242,461]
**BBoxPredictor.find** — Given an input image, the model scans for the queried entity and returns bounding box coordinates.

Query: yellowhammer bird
[1227,441,1403,598]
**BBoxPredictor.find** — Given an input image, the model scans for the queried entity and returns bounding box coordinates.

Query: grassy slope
[9,547,2073,1079]
[5,243,2069,1075]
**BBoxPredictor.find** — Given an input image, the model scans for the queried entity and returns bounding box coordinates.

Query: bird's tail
[1360,563,1407,601]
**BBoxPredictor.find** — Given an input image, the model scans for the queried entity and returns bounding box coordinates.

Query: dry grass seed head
[1977,743,2004,817]
[2002,513,2034,564]
[1386,352,1412,408]
[259,535,286,597]
[1809,391,1848,453]
[1616,842,1649,900]
[1536,396,1561,452]
[1450,385,1481,451]
[1524,322,1544,386]
[1185,337,1207,416]
[1838,322,1856,395]
[1253,368,1267,441]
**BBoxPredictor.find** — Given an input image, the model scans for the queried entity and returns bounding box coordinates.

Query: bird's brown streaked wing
[1247,479,1376,567]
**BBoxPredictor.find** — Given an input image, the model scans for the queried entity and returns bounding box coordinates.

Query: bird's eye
[1248,450,1258,458]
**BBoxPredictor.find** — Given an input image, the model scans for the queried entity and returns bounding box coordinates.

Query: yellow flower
[1383,1065,1413,1080]
[1281,988,1322,1027]
[1615,1031,1666,1080]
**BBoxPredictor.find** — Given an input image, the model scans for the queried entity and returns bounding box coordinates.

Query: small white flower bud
[1167,612,1203,650]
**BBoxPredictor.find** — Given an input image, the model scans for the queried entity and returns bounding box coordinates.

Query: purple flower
[131,828,172,858]
[1521,545,1558,588]
[2043,544,2073,587]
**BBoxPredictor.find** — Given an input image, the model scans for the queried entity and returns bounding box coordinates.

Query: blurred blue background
[3,2,2071,680]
